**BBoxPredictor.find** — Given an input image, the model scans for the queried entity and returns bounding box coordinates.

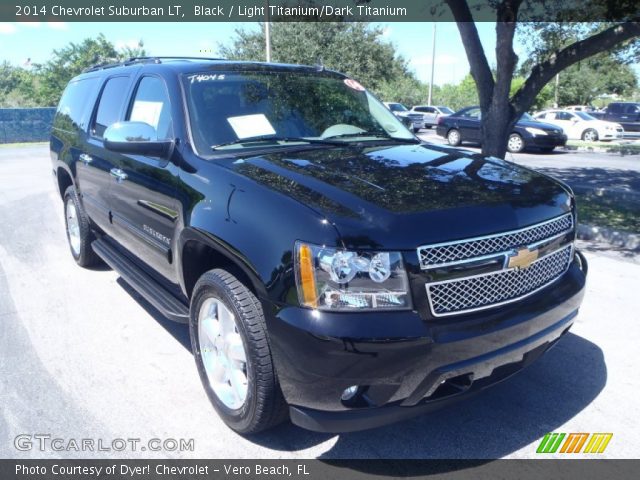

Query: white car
[410,105,454,128]
[533,110,624,142]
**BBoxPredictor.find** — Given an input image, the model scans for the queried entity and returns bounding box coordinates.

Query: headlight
[525,127,548,136]
[294,242,410,311]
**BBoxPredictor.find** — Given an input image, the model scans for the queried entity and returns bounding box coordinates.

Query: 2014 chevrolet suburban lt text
[50,57,588,434]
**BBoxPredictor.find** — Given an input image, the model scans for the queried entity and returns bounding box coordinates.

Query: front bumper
[526,134,568,148]
[265,251,587,433]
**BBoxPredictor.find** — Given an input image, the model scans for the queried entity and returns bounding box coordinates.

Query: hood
[516,118,564,133]
[227,143,572,250]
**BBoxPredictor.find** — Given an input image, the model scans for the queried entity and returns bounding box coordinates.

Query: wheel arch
[56,166,74,200]
[177,228,266,301]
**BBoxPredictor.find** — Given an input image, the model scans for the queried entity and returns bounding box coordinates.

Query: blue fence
[0,108,56,144]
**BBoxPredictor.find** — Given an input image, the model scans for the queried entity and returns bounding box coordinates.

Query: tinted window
[462,108,481,119]
[608,103,621,113]
[54,77,100,131]
[388,103,407,112]
[128,76,173,140]
[92,76,130,138]
[555,112,573,121]
[438,107,454,114]
[623,104,640,114]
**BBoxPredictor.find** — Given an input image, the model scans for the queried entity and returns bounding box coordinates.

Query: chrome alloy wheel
[447,129,461,145]
[507,134,523,152]
[198,297,248,409]
[65,198,81,256]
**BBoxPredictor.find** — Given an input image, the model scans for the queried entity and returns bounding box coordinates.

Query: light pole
[554,73,560,108]
[428,23,436,106]
[265,1,272,62]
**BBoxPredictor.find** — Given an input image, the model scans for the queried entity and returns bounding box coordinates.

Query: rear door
[82,75,134,234]
[108,74,180,281]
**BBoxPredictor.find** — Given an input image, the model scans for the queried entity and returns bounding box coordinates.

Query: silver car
[411,105,454,128]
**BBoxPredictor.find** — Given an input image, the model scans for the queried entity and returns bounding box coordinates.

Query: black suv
[50,57,587,434]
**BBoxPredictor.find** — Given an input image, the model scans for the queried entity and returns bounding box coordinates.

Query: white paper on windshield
[227,114,276,139]
[130,101,163,129]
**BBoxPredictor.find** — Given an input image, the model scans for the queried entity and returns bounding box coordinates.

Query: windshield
[438,107,454,114]
[575,111,596,121]
[519,112,534,121]
[183,71,414,153]
[388,103,408,112]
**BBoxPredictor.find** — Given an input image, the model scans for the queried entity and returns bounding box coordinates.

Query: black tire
[412,127,420,133]
[582,128,599,142]
[63,186,101,267]
[507,133,525,153]
[189,269,288,434]
[447,128,462,146]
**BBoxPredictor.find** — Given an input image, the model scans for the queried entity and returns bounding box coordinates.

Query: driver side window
[127,76,173,140]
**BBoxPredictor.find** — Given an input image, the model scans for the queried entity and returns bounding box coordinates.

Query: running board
[92,239,189,324]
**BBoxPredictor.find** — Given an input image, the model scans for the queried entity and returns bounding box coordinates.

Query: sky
[0,21,501,86]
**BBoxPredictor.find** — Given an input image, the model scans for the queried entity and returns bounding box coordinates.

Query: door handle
[110,168,128,182]
[79,153,93,165]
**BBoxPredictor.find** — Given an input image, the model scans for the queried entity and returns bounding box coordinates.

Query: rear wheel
[582,129,599,142]
[447,128,462,146]
[507,133,524,153]
[63,186,100,267]
[190,269,288,434]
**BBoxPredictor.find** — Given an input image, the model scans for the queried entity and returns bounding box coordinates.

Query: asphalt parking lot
[1,144,639,459]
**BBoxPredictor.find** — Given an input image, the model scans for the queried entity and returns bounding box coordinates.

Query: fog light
[341,385,359,401]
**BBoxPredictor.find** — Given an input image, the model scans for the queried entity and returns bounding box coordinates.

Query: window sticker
[344,78,365,91]
[227,114,276,139]
[130,101,163,129]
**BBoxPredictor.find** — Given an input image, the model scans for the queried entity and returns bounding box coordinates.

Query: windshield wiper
[324,131,419,143]
[211,135,343,150]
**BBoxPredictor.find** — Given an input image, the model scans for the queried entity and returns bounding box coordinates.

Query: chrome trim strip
[425,244,574,317]
[417,213,573,270]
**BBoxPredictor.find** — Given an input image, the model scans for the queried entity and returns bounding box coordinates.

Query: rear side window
[92,76,130,138]
[127,76,173,140]
[54,77,100,132]
[608,103,621,113]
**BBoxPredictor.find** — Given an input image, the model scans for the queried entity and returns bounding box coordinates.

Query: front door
[108,75,180,281]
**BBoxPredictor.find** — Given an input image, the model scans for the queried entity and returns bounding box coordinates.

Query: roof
[76,56,343,80]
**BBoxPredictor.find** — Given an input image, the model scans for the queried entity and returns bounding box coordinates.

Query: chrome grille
[426,245,573,316]
[418,213,573,269]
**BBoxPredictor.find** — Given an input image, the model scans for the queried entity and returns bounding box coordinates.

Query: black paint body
[50,60,587,432]
[590,102,640,131]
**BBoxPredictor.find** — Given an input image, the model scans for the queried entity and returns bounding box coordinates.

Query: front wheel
[582,129,599,142]
[447,128,462,146]
[507,133,525,153]
[190,269,288,434]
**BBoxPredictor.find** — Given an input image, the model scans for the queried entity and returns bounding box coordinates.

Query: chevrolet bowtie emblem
[508,247,539,269]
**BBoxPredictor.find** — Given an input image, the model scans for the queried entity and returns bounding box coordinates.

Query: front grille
[426,244,573,316]
[418,213,573,268]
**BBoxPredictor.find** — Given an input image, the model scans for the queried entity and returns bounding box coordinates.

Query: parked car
[533,110,624,142]
[436,106,567,153]
[51,58,587,434]
[564,105,597,113]
[410,105,454,128]
[590,102,640,132]
[383,102,423,132]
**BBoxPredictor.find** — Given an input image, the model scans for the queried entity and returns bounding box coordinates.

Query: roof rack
[82,56,225,73]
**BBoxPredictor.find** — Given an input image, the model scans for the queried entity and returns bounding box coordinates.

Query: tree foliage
[219,23,411,92]
[0,35,146,107]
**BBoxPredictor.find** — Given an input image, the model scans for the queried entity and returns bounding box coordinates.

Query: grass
[0,141,48,148]
[566,139,640,155]
[575,192,640,233]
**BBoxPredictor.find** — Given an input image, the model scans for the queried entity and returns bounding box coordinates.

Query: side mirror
[104,121,172,157]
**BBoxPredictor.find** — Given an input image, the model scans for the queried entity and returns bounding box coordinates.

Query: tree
[433,74,479,111]
[447,1,640,158]
[376,76,429,106]
[33,34,146,106]
[219,23,411,92]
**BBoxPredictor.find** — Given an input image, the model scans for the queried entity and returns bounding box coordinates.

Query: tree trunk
[481,105,515,158]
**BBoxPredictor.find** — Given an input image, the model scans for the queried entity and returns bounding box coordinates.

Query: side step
[92,239,189,324]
